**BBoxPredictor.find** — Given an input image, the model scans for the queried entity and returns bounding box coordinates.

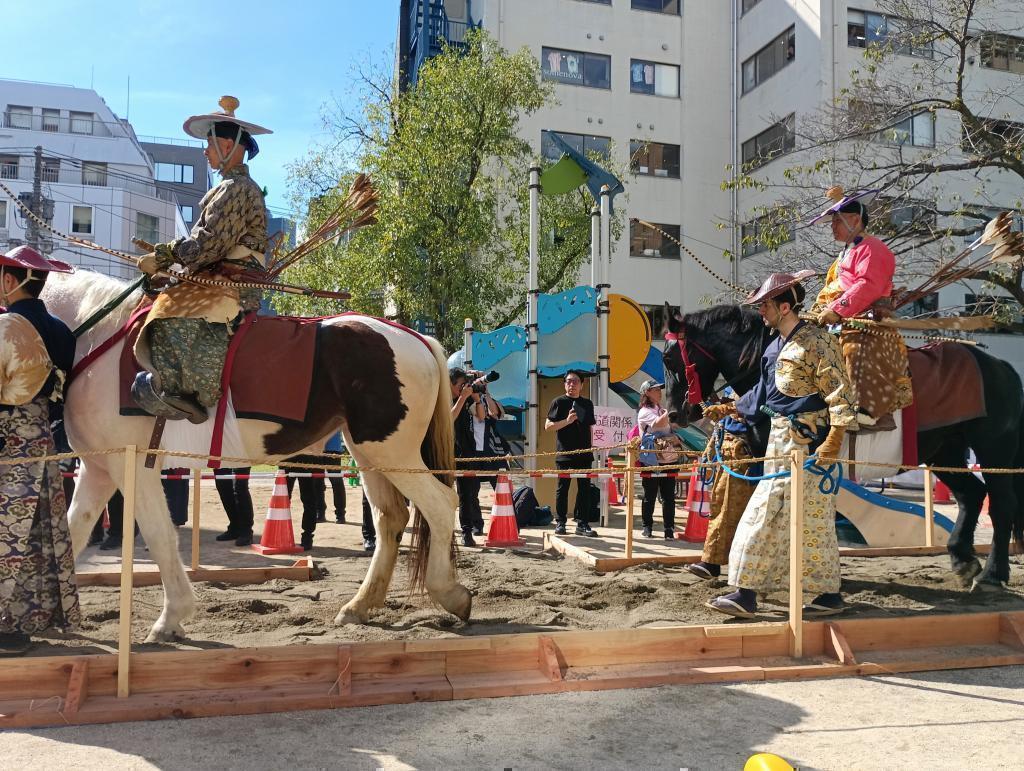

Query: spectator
[325,431,347,524]
[451,367,484,547]
[545,371,599,537]
[283,457,325,551]
[475,390,511,495]
[214,467,255,546]
[361,492,376,552]
[163,468,190,527]
[636,380,678,539]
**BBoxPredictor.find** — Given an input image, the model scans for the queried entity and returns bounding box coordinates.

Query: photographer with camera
[451,367,486,547]
[545,370,599,537]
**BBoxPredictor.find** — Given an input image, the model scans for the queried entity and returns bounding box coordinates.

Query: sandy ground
[3,665,1023,770]
[22,478,1023,655]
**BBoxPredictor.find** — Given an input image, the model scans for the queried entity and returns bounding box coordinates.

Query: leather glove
[702,403,737,422]
[137,253,160,276]
[816,426,846,464]
[817,308,842,326]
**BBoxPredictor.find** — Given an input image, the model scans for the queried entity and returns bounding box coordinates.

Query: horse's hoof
[145,624,185,643]
[971,576,1007,594]
[439,584,472,622]
[334,606,369,625]
[955,559,983,588]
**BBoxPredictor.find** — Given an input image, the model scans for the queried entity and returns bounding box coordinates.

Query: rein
[664,330,714,406]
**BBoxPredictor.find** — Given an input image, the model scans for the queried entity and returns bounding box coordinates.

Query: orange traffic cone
[933,478,952,504]
[252,471,303,555]
[485,474,525,547]
[606,458,621,506]
[678,465,710,542]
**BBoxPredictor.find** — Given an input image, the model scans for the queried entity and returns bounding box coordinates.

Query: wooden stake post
[923,468,935,548]
[117,445,139,698]
[789,448,805,658]
[191,470,202,571]
[624,441,637,559]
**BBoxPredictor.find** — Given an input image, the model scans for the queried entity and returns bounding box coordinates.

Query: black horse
[662,302,1024,590]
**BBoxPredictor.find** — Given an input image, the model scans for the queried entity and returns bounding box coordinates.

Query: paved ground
[4,665,1023,770]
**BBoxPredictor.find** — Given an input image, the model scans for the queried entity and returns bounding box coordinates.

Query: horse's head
[661,301,771,425]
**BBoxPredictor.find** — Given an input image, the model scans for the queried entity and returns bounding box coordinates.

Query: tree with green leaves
[277,30,619,349]
[726,0,1024,314]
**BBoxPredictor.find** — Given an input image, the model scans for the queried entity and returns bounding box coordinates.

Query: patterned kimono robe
[728,321,855,596]
[813,235,912,421]
[140,164,267,408]
[0,299,80,635]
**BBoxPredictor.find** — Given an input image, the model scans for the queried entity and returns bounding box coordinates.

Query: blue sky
[5,0,399,216]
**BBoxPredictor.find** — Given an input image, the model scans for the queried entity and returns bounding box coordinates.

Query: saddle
[119,311,319,425]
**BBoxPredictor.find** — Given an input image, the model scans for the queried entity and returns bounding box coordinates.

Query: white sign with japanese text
[591,406,637,450]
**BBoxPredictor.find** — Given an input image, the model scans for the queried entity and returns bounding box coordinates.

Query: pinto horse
[42,269,470,641]
[662,303,1024,591]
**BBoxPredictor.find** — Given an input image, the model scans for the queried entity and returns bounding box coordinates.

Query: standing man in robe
[0,246,80,655]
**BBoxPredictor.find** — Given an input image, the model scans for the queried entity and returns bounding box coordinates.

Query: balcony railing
[2,111,125,139]
[408,0,480,84]
[0,162,175,201]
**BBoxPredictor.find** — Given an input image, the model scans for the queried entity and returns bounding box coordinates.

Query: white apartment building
[0,79,187,280]
[453,0,1024,367]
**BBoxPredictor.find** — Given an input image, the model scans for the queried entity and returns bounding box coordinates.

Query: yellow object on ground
[744,752,796,771]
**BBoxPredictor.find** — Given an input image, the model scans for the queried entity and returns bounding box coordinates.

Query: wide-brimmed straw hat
[0,245,74,274]
[808,186,880,224]
[743,270,816,305]
[183,96,272,149]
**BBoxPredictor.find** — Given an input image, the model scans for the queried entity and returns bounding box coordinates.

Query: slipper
[686,563,718,581]
[705,597,756,619]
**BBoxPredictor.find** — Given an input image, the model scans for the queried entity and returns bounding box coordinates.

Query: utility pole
[26,145,43,251]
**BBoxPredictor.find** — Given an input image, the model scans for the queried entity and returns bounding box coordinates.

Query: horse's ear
[664,301,681,333]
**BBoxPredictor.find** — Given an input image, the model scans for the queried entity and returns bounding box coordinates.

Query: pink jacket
[828,235,895,318]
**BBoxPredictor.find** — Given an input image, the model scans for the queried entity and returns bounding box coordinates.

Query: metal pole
[117,445,139,698]
[590,204,600,287]
[788,448,805,658]
[464,317,474,372]
[28,145,43,251]
[598,186,611,409]
[527,166,541,488]
[594,199,610,526]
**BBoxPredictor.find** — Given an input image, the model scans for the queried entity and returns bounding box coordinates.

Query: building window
[181,205,194,224]
[630,220,680,258]
[630,140,681,178]
[740,212,794,257]
[41,109,60,132]
[979,33,1024,74]
[154,162,195,184]
[5,106,32,130]
[848,10,933,58]
[742,26,795,93]
[82,162,107,187]
[41,158,60,184]
[0,200,6,229]
[880,199,936,231]
[629,59,680,98]
[70,111,94,135]
[641,303,680,338]
[541,130,611,162]
[541,47,611,89]
[879,110,934,147]
[0,156,18,180]
[962,118,1024,154]
[741,114,796,168]
[72,206,93,234]
[740,0,762,14]
[136,212,160,244]
[631,0,679,14]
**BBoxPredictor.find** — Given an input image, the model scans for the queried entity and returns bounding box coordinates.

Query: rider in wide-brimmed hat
[809,186,912,428]
[705,269,856,622]
[133,96,272,423]
[0,245,80,655]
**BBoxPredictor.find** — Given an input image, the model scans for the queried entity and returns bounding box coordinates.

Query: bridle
[664,330,717,406]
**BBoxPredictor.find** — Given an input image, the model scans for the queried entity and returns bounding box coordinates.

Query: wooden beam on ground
[999,612,1024,650]
[825,623,857,665]
[538,636,563,681]
[335,646,352,697]
[64,660,89,716]
[76,558,315,588]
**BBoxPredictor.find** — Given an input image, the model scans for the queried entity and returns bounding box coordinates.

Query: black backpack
[512,485,552,527]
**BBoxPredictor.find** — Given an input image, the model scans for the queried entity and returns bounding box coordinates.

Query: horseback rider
[132,96,271,423]
[707,270,856,620]
[810,187,912,429]
[0,246,80,655]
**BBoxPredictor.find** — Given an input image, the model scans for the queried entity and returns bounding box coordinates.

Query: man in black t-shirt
[545,370,599,537]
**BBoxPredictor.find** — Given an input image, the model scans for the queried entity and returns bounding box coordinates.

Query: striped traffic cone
[933,478,952,504]
[606,458,621,506]
[252,471,303,555]
[485,474,525,547]
[678,465,710,542]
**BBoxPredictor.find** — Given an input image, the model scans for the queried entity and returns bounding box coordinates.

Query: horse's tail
[409,336,456,591]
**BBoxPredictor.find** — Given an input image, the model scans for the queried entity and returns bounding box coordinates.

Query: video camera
[468,370,500,393]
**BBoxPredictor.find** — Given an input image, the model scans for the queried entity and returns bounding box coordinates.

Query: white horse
[43,269,470,641]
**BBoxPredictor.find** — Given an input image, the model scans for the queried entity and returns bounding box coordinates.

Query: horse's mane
[683,304,771,372]
[43,268,144,332]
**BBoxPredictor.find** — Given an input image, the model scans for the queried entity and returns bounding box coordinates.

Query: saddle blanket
[908,342,986,432]
[119,313,319,425]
